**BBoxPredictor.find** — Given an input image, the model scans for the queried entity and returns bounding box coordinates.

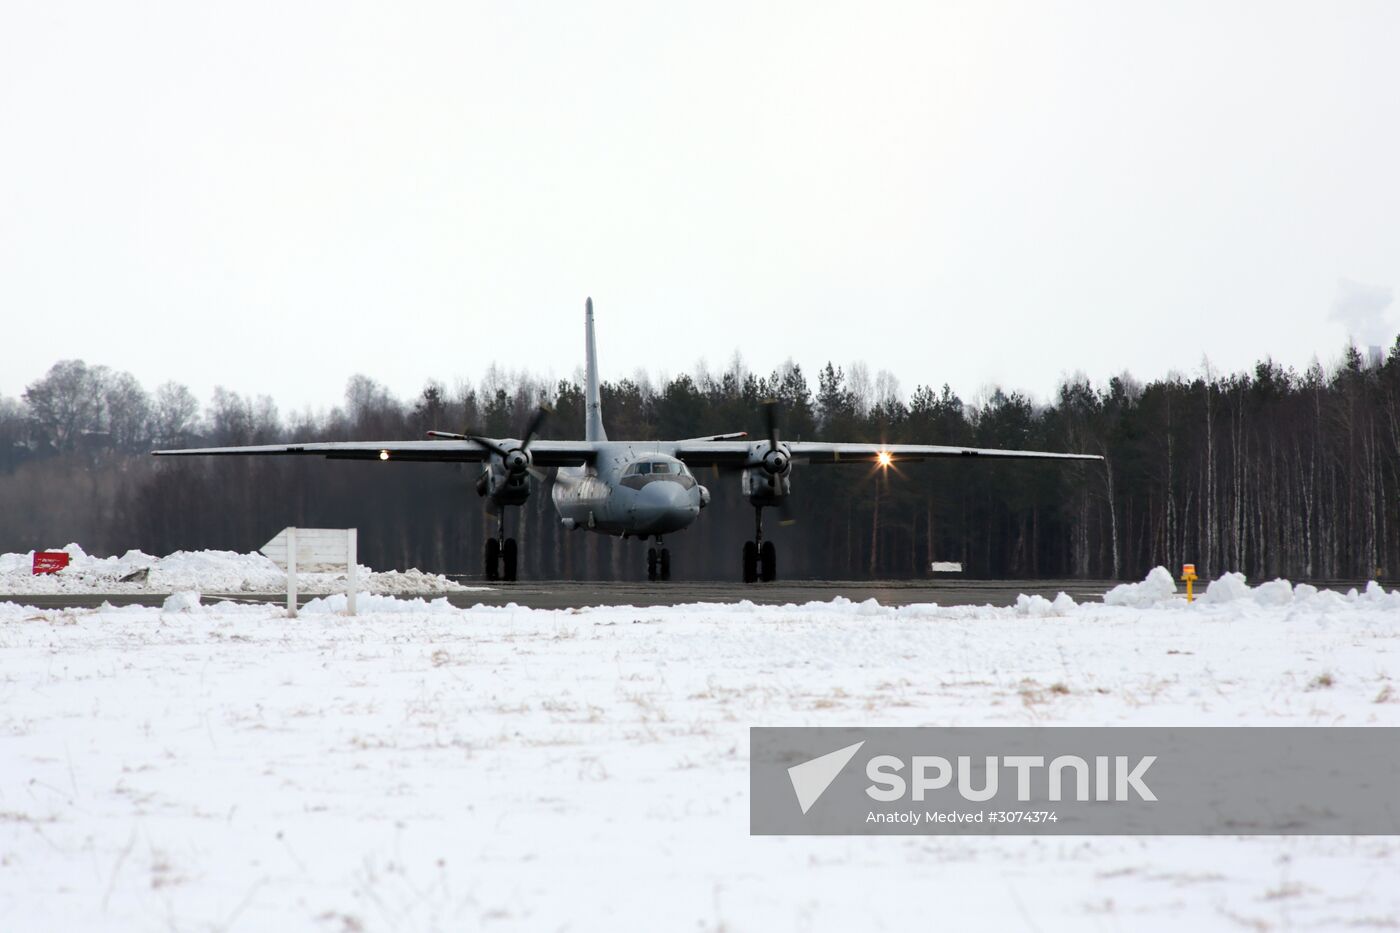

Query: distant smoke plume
[1329,278,1394,365]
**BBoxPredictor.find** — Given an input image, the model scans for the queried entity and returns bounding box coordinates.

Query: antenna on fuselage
[585,297,607,442]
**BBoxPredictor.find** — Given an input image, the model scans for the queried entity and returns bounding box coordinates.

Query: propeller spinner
[747,399,795,524]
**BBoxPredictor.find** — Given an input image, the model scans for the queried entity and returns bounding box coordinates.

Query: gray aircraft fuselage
[552,444,708,537]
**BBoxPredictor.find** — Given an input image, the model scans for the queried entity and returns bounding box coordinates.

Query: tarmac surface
[5,578,1120,611]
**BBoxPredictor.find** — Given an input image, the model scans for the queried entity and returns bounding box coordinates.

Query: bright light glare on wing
[877,451,893,467]
[379,450,390,461]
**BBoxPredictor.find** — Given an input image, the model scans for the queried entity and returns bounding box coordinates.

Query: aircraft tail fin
[584,297,607,442]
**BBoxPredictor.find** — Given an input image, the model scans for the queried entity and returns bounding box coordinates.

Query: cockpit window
[620,457,697,489]
[625,458,691,479]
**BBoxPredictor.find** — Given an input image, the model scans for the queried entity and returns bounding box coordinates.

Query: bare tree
[0,396,27,469]
[207,387,255,445]
[152,382,200,447]
[104,371,151,450]
[22,360,107,449]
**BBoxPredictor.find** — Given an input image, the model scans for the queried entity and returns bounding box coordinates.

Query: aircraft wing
[152,439,597,466]
[671,442,758,467]
[674,441,1101,467]
[785,442,1103,464]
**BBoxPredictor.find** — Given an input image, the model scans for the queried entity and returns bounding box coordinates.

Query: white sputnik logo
[788,741,865,814]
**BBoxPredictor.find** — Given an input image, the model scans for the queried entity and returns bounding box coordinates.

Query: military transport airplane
[154,299,1102,582]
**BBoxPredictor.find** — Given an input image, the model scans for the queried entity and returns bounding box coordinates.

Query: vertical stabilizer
[584,297,607,442]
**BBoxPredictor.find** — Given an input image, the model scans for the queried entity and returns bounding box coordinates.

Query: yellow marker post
[1181,563,1198,603]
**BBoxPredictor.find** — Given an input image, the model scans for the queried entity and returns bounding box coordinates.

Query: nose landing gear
[743,506,777,583]
[647,538,671,582]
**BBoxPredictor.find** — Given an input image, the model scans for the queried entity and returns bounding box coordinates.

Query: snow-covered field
[2,573,1399,931]
[0,544,474,595]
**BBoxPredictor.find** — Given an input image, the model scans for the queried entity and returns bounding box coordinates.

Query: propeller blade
[763,399,780,449]
[452,404,550,465]
[436,420,514,461]
[430,419,508,458]
[742,401,784,469]
[521,404,551,451]
[777,495,797,526]
[465,435,512,459]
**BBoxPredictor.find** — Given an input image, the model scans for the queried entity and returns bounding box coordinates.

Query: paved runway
[4,578,1119,611]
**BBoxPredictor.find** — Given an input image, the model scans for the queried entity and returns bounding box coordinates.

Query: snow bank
[161,591,202,613]
[1096,567,1400,613]
[1103,566,1177,607]
[1194,573,1400,611]
[0,543,479,595]
[1200,571,1252,604]
[41,569,1380,623]
[1014,592,1077,617]
[301,592,460,615]
[1250,578,1295,606]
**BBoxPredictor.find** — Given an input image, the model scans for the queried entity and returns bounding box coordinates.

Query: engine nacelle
[742,440,791,507]
[476,459,531,507]
[742,466,790,504]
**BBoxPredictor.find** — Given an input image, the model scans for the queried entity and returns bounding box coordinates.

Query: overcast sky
[3,1,1398,415]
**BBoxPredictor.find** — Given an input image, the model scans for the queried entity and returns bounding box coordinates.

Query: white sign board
[261,527,358,617]
[930,561,963,573]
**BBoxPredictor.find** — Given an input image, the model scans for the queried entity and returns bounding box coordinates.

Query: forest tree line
[2,343,1399,583]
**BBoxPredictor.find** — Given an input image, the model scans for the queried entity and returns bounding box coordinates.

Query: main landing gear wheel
[743,506,777,583]
[659,548,671,581]
[484,536,519,582]
[484,538,500,582]
[742,541,758,584]
[759,541,776,583]
[647,547,658,582]
[502,537,518,582]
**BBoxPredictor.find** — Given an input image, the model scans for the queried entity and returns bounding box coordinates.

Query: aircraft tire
[759,541,776,582]
[742,541,758,583]
[502,538,518,582]
[484,538,500,581]
[659,548,671,581]
[647,547,658,582]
